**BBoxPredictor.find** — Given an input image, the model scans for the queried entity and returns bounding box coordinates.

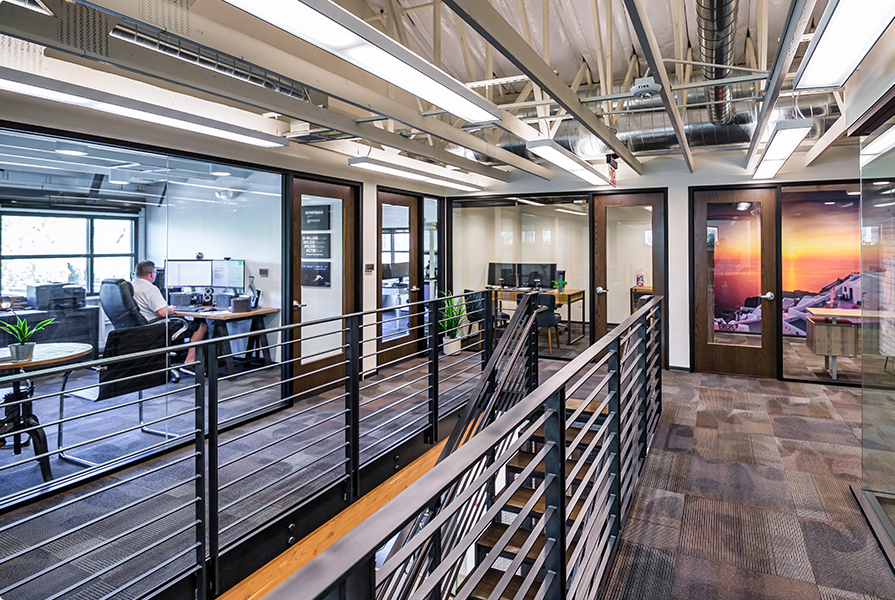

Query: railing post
[543,387,567,600]
[346,314,362,501]
[194,345,207,600]
[483,289,494,366]
[655,305,663,424]
[526,296,539,394]
[636,313,648,465]
[427,497,442,600]
[427,297,441,444]
[607,337,621,543]
[206,342,219,596]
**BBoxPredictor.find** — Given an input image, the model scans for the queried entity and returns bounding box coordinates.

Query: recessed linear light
[876,201,895,208]
[825,201,836,205]
[847,191,861,196]
[220,0,501,125]
[347,156,483,192]
[511,197,545,206]
[211,170,232,177]
[752,119,812,180]
[794,0,895,91]
[874,181,891,186]
[736,202,751,211]
[526,139,612,186]
[54,141,88,156]
[556,208,587,216]
[862,124,895,167]
[0,67,289,149]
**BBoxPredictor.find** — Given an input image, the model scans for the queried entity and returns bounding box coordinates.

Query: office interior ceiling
[0,0,849,186]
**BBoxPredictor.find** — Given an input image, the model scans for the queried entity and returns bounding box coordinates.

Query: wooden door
[377,191,423,365]
[692,187,778,378]
[290,176,357,398]
[593,192,666,341]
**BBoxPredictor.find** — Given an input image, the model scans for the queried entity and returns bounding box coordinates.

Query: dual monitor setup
[488,263,560,289]
[163,259,247,292]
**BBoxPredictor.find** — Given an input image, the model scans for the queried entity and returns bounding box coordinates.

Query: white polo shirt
[132,277,167,323]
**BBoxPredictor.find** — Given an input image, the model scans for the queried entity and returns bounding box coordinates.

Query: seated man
[132,260,207,369]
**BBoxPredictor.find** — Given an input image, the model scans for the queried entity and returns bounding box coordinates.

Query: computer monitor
[519,263,556,288]
[383,262,410,281]
[152,267,165,291]
[165,260,213,288]
[487,263,518,287]
[212,259,246,290]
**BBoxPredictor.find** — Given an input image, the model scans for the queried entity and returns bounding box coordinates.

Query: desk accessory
[0,315,56,362]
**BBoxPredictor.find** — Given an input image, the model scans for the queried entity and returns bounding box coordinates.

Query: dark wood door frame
[689,185,779,378]
[591,189,669,368]
[377,189,424,366]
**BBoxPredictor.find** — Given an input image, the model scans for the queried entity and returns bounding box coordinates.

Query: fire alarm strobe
[631,76,661,99]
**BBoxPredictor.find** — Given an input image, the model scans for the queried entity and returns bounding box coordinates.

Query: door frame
[376,188,425,365]
[590,188,669,368]
[688,183,780,378]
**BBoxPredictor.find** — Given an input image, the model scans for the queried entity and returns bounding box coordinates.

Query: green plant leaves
[0,316,57,344]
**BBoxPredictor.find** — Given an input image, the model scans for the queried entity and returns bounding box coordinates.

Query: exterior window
[1,214,137,295]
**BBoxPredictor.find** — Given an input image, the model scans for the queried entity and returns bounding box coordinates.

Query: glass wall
[452,197,590,359]
[861,117,895,538]
[0,128,283,498]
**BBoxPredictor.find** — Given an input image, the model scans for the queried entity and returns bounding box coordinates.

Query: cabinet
[0,306,99,361]
[807,317,858,358]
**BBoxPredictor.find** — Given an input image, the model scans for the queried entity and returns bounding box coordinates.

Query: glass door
[692,187,778,377]
[378,191,423,364]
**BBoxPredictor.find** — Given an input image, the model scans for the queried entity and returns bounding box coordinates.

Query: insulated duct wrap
[697,0,739,125]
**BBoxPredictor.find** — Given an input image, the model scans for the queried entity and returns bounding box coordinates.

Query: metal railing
[0,291,497,600]
[264,296,663,600]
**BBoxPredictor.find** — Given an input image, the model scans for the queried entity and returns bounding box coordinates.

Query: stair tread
[566,396,609,416]
[508,451,588,482]
[477,522,578,562]
[533,424,599,447]
[470,568,538,600]
[497,485,585,521]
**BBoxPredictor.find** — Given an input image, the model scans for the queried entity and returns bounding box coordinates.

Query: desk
[174,307,280,376]
[0,342,93,481]
[806,308,861,380]
[631,286,653,314]
[494,288,586,345]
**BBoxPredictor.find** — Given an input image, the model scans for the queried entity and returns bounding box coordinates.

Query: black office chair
[463,289,510,328]
[517,293,562,355]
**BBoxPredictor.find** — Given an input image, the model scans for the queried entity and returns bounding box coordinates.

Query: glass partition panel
[382,203,411,342]
[300,194,343,363]
[606,205,652,325]
[706,201,762,347]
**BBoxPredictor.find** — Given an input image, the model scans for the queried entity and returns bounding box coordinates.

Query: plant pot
[445,337,462,356]
[557,285,565,294]
[9,342,34,362]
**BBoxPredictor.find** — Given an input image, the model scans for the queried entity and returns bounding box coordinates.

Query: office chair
[100,279,190,350]
[517,293,562,355]
[463,290,510,328]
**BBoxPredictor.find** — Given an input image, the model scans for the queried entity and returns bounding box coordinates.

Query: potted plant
[439,291,466,356]
[0,316,56,362]
[552,279,568,294]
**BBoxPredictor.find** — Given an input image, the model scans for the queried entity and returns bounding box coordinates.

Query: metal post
[427,498,442,600]
[527,297,539,393]
[483,289,494,366]
[202,341,219,595]
[194,345,207,600]
[655,306,663,423]
[636,314,648,465]
[543,387,567,600]
[346,315,361,501]
[427,297,441,444]
[607,337,621,542]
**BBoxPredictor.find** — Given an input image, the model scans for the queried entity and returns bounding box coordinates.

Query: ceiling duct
[696,0,739,126]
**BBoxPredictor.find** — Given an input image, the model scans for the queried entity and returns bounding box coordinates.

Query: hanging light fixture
[752,119,812,180]
[526,139,612,186]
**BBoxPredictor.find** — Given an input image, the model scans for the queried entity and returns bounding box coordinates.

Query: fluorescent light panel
[511,197,545,206]
[752,120,812,180]
[555,208,587,216]
[861,122,895,166]
[221,0,501,124]
[348,156,483,192]
[794,0,895,90]
[526,139,611,186]
[0,67,289,149]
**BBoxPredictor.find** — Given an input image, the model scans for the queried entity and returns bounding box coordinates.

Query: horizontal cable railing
[263,296,663,600]
[0,291,495,600]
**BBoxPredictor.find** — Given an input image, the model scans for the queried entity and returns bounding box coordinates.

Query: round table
[0,342,93,481]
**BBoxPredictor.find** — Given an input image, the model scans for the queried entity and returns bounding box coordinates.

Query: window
[381,228,410,267]
[1,213,137,295]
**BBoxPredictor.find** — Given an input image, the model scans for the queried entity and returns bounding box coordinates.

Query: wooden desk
[806,308,861,380]
[0,342,93,481]
[631,286,653,314]
[173,307,280,376]
[493,288,586,345]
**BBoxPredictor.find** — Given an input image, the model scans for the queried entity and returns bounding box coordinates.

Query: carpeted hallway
[601,370,895,600]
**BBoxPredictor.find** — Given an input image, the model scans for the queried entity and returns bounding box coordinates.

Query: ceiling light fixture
[752,119,812,180]
[511,197,545,206]
[861,123,895,166]
[220,0,501,125]
[876,201,895,208]
[2,0,52,15]
[793,0,895,90]
[847,191,861,196]
[874,181,891,186]
[555,208,587,217]
[54,141,88,156]
[211,169,232,177]
[0,67,289,149]
[348,156,483,192]
[735,202,751,211]
[825,201,836,205]
[526,139,612,186]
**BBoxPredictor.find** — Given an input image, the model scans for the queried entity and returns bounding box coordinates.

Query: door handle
[759,292,775,301]
[409,286,420,292]
[596,287,609,295]
[292,301,307,310]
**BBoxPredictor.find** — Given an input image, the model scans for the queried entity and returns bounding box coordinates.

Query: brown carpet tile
[600,371,895,600]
